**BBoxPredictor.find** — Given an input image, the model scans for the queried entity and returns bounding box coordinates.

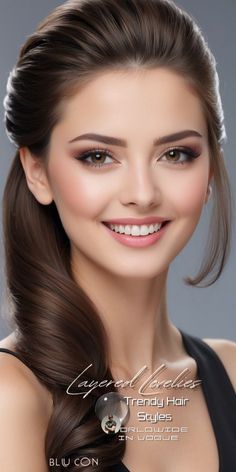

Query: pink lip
[103,216,170,225]
[102,221,170,248]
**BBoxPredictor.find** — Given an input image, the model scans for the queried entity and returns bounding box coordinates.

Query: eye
[159,147,200,165]
[74,148,115,168]
[74,145,200,169]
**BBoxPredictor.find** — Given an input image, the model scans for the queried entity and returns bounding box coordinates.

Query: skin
[19,67,213,377]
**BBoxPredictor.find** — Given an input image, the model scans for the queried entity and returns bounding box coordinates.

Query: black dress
[0,328,236,471]
[113,329,236,471]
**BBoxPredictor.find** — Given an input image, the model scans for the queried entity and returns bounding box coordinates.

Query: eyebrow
[68,130,203,147]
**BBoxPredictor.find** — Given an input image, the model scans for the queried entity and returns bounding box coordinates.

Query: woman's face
[44,68,212,279]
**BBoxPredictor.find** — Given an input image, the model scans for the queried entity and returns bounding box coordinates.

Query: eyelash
[74,146,200,168]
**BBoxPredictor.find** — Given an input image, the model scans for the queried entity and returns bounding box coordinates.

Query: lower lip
[102,222,170,248]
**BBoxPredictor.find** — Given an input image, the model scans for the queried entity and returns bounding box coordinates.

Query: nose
[120,159,161,208]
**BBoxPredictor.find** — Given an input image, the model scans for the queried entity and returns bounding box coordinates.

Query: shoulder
[203,337,236,392]
[0,331,53,412]
[0,335,53,471]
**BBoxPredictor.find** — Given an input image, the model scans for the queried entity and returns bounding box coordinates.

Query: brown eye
[88,151,107,165]
[75,148,115,168]
[160,147,200,166]
[166,150,181,162]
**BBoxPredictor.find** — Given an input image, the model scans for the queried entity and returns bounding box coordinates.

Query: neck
[73,261,181,378]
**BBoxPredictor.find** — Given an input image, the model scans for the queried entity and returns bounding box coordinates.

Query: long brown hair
[2,0,233,470]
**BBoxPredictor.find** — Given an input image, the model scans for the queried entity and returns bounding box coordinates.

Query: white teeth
[108,223,163,236]
[124,226,131,235]
[132,225,144,236]
[118,225,125,234]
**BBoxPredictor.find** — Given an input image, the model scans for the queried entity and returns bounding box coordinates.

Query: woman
[0,0,235,471]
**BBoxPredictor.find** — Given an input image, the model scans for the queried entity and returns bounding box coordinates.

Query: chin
[103,261,170,280]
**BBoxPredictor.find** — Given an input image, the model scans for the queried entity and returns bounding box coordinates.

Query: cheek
[49,163,113,220]
[176,183,206,216]
[161,171,209,261]
[165,170,208,217]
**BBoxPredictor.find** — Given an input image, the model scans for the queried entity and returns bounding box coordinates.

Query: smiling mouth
[102,220,170,237]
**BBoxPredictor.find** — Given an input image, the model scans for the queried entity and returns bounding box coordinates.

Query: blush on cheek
[52,168,114,220]
[170,179,207,218]
[186,186,206,210]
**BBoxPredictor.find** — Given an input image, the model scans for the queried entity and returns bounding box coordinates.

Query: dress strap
[0,347,23,362]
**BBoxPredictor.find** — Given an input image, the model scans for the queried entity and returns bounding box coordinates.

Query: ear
[19,147,53,205]
[205,167,214,204]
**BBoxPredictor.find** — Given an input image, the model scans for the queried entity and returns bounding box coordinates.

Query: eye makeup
[71,144,201,169]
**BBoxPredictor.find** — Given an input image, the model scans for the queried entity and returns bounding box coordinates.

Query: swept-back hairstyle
[2,0,233,470]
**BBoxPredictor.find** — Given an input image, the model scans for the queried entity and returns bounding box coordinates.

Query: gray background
[0,1,235,340]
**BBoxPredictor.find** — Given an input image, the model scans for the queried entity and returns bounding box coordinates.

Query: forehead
[51,68,207,142]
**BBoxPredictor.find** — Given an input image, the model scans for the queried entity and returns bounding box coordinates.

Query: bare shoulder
[203,337,236,392]
[0,331,53,413]
[0,334,53,471]
[0,345,52,413]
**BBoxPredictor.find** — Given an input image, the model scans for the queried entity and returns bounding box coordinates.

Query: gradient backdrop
[0,0,235,340]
